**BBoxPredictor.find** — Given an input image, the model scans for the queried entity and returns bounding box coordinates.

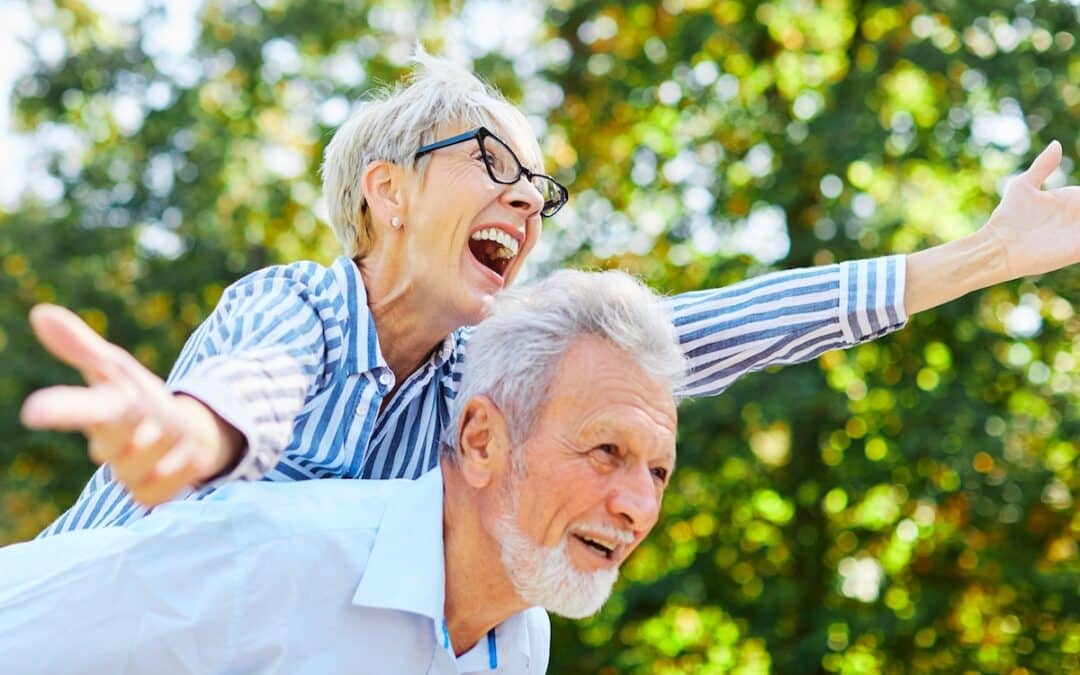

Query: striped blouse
[40,254,906,536]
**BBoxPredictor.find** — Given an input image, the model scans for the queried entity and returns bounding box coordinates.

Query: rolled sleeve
[668,255,908,398]
[166,269,335,484]
[836,254,908,343]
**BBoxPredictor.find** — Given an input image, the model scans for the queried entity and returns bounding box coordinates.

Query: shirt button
[378,372,393,387]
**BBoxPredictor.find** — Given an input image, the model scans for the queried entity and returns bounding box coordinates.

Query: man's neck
[441,462,527,656]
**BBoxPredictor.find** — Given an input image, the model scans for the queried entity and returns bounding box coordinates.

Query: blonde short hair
[321,50,541,258]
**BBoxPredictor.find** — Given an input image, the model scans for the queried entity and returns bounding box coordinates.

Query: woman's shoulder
[230,258,341,290]
[216,257,365,310]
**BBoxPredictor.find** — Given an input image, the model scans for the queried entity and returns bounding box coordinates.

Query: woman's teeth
[470,227,519,258]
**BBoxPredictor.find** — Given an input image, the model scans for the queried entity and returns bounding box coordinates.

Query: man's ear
[456,395,510,489]
[360,160,408,228]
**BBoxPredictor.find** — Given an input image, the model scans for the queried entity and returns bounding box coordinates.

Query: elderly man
[0,270,684,674]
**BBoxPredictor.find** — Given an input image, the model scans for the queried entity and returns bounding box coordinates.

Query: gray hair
[444,269,687,461]
[321,49,541,258]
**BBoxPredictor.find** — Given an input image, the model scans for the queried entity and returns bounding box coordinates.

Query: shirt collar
[455,610,544,673]
[351,468,446,620]
[330,255,389,377]
[351,467,539,671]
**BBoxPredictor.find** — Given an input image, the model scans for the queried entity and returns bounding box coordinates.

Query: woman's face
[396,121,547,328]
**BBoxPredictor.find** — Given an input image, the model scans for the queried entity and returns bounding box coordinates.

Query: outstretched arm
[665,256,905,398]
[669,141,1077,399]
[21,304,244,506]
[25,267,334,516]
[906,141,1077,314]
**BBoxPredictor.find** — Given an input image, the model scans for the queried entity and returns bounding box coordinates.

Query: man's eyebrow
[662,451,677,471]
[587,425,677,465]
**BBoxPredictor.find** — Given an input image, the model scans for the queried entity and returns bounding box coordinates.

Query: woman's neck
[357,257,456,383]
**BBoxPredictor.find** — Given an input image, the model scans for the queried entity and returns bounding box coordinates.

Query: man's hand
[20,304,244,506]
[905,141,1080,315]
[982,140,1080,279]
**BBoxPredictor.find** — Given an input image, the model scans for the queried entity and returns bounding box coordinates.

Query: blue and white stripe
[39,254,906,536]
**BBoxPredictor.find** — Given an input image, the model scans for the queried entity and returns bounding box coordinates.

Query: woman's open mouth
[468,227,519,279]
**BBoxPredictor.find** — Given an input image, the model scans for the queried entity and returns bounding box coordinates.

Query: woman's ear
[360,160,408,228]
[456,395,511,488]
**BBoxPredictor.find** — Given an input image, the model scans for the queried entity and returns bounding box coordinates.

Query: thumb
[29,304,115,382]
[1019,140,1062,189]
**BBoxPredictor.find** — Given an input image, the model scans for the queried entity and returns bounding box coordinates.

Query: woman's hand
[982,140,1080,279]
[20,304,244,506]
[905,141,1079,315]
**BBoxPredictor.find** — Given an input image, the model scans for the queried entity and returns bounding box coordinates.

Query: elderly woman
[25,52,1079,535]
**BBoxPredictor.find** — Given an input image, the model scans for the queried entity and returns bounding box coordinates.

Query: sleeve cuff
[836,254,909,344]
[168,374,273,486]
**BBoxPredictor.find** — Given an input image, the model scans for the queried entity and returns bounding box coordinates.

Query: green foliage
[1,0,1077,672]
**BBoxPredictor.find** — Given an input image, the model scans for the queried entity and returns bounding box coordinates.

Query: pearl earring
[390,216,402,229]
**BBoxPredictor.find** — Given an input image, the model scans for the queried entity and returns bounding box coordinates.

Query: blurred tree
[0,0,1076,672]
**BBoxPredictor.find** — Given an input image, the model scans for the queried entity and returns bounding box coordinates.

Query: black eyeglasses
[415,127,569,218]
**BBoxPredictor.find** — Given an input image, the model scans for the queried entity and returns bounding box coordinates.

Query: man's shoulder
[202,477,409,536]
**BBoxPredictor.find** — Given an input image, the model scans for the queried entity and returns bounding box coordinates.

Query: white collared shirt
[0,469,548,674]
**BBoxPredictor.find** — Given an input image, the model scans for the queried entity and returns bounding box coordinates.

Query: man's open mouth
[573,534,615,560]
[469,227,519,278]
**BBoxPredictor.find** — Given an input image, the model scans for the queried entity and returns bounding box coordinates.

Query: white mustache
[570,523,635,547]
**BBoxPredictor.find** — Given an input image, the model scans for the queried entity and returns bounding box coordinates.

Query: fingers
[1047,185,1080,201]
[24,303,210,508]
[20,381,180,481]
[1019,140,1063,189]
[20,385,134,431]
[128,444,207,507]
[95,414,203,507]
[28,304,116,382]
[104,418,172,482]
[23,384,209,506]
[29,303,163,391]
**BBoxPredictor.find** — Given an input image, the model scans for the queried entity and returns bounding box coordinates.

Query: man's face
[494,336,678,618]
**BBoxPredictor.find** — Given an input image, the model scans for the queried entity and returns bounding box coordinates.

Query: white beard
[493,475,620,619]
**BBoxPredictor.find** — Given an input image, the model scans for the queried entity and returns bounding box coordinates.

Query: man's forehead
[543,338,678,434]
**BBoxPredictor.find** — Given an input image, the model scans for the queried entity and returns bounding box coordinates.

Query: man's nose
[607,464,661,532]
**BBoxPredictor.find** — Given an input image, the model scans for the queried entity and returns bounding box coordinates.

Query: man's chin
[545,587,613,619]
[496,514,619,618]
[535,567,619,620]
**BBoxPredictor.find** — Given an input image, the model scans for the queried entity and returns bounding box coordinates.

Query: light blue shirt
[0,469,549,674]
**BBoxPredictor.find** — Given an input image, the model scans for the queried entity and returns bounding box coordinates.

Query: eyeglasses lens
[482,132,566,216]
[531,177,561,213]
[481,135,518,182]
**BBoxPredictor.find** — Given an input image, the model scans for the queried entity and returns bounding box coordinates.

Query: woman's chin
[435,290,491,331]
[462,293,495,326]
[455,270,505,323]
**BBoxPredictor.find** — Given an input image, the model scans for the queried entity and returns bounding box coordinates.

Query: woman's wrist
[904,227,1008,316]
[173,393,246,483]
